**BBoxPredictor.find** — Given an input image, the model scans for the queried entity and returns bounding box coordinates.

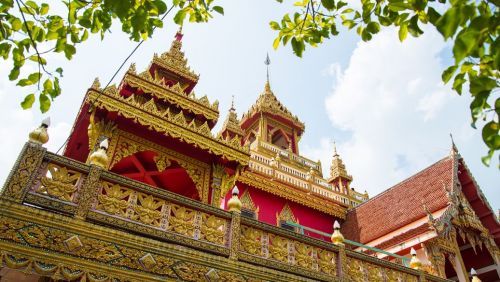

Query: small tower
[218,96,244,141]
[328,142,353,194]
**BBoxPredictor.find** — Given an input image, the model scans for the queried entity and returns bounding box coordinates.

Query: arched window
[271,130,290,150]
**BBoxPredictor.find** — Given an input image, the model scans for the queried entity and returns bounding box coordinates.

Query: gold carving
[2,142,45,202]
[132,192,164,226]
[200,213,226,245]
[37,163,81,202]
[276,203,297,225]
[97,182,131,217]
[86,89,250,165]
[317,249,336,275]
[240,226,262,256]
[268,235,288,263]
[239,172,346,218]
[168,204,195,237]
[294,242,313,268]
[63,235,83,252]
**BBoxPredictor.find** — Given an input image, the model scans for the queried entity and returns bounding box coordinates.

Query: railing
[285,221,411,267]
[257,140,322,171]
[248,154,352,206]
[0,142,450,282]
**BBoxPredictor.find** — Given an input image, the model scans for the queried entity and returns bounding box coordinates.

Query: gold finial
[332,140,339,157]
[230,95,235,112]
[331,220,344,245]
[409,248,422,270]
[450,133,458,155]
[264,53,271,84]
[227,186,242,213]
[89,138,109,169]
[29,117,50,145]
[471,268,481,282]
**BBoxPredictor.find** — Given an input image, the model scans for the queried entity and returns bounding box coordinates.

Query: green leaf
[273,37,281,49]
[213,6,224,15]
[28,72,41,84]
[435,6,460,39]
[270,21,280,30]
[399,22,408,41]
[39,94,51,113]
[43,79,53,91]
[366,22,380,34]
[291,37,305,57]
[174,9,187,24]
[11,18,22,31]
[20,94,35,109]
[0,43,12,59]
[441,65,457,83]
[40,3,49,15]
[64,44,76,59]
[55,67,63,77]
[321,0,335,10]
[482,121,500,149]
[452,73,465,95]
[9,67,20,80]
[453,30,480,63]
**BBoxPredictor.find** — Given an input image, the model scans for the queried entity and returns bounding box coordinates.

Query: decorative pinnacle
[410,248,417,256]
[232,186,239,196]
[41,117,51,127]
[471,268,477,276]
[99,138,109,150]
[264,53,271,84]
[230,95,235,112]
[332,140,338,157]
[333,220,340,230]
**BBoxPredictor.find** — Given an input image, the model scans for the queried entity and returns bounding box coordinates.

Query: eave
[238,171,347,219]
[86,88,249,165]
[123,70,219,122]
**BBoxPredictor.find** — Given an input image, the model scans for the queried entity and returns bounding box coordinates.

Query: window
[241,209,256,219]
[279,220,297,232]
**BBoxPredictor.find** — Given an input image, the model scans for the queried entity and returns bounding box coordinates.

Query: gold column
[337,244,347,279]
[1,142,46,203]
[74,165,102,220]
[229,211,241,260]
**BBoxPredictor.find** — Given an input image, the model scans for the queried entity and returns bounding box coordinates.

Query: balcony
[0,142,450,282]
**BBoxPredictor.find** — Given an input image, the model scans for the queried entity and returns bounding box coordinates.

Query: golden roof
[152,31,199,82]
[241,81,304,130]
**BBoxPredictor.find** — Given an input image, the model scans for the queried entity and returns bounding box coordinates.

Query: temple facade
[0,30,497,282]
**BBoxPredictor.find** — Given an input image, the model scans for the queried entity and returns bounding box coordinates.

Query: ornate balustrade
[0,142,450,282]
[257,140,322,171]
[248,154,352,206]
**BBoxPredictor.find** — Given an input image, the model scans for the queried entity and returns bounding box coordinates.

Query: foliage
[271,0,499,167]
[0,0,222,113]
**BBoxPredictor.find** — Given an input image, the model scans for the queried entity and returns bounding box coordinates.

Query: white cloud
[318,27,481,196]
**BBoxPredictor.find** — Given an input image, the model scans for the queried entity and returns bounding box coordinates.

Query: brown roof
[342,156,454,244]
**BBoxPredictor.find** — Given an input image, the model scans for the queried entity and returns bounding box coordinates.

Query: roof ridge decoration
[124,66,219,116]
[85,86,250,163]
[218,98,244,138]
[241,81,304,130]
[152,30,199,82]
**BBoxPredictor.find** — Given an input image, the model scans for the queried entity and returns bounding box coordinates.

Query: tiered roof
[240,82,304,133]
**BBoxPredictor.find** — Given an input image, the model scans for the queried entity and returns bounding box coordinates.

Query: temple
[0,30,498,282]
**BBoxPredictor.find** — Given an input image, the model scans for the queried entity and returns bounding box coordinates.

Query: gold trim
[239,172,346,219]
[85,89,250,164]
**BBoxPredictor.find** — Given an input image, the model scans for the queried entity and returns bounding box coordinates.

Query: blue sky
[0,0,498,211]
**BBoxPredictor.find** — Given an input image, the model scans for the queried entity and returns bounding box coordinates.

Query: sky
[0,1,498,212]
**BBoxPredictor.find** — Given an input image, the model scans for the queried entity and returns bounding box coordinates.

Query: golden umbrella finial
[29,117,50,145]
[409,248,422,270]
[331,220,344,245]
[89,138,109,169]
[471,268,481,282]
[227,186,242,213]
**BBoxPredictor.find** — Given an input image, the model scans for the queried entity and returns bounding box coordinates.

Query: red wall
[225,181,337,241]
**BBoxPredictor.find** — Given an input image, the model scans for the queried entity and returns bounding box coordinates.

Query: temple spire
[175,26,183,42]
[264,53,271,85]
